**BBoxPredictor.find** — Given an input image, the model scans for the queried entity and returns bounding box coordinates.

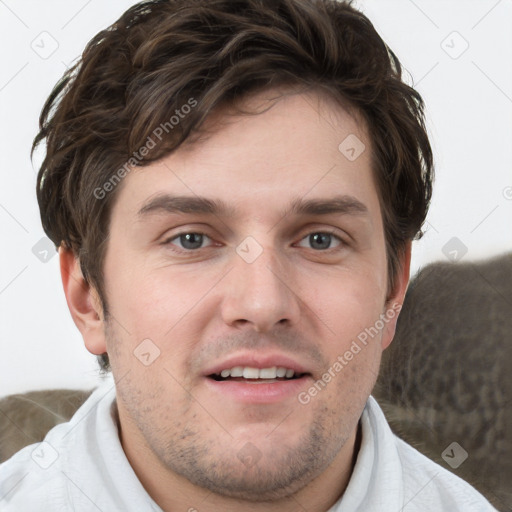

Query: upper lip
[202,351,312,377]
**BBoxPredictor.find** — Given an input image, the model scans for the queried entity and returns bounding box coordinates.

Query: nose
[220,242,301,333]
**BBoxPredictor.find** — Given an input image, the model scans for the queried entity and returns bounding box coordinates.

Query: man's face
[97,89,403,500]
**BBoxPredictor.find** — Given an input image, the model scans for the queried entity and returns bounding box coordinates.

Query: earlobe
[381,242,412,350]
[59,246,107,356]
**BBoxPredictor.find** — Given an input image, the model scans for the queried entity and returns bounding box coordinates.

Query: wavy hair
[33,0,433,371]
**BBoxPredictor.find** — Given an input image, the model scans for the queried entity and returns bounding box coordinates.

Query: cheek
[309,265,388,334]
[105,252,207,335]
[105,263,215,377]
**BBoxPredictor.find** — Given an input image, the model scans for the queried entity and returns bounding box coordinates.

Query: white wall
[1,0,511,397]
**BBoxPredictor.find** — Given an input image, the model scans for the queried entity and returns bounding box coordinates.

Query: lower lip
[204,376,312,404]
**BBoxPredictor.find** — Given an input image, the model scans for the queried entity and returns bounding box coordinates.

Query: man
[0,0,497,510]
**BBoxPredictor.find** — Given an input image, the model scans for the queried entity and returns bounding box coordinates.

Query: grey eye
[170,232,210,250]
[297,232,342,250]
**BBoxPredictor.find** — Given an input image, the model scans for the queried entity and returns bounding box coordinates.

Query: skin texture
[60,88,410,512]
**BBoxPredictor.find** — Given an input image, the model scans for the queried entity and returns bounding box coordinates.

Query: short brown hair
[33,0,433,371]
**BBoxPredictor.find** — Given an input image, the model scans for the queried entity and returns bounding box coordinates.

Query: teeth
[230,366,244,377]
[216,366,298,379]
[243,367,260,379]
[276,367,287,378]
[259,367,277,379]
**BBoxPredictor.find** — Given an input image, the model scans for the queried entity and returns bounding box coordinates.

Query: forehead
[112,88,379,222]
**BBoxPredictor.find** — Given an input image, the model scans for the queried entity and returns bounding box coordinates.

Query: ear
[380,241,411,350]
[59,246,107,356]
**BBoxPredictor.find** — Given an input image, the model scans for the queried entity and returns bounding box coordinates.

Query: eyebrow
[137,194,235,217]
[137,193,368,218]
[288,195,368,217]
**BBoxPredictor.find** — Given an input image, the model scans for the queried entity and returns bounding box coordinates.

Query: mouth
[208,366,309,383]
[204,365,313,404]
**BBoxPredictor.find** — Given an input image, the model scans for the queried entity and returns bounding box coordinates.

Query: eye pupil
[180,233,203,249]
[310,233,331,250]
